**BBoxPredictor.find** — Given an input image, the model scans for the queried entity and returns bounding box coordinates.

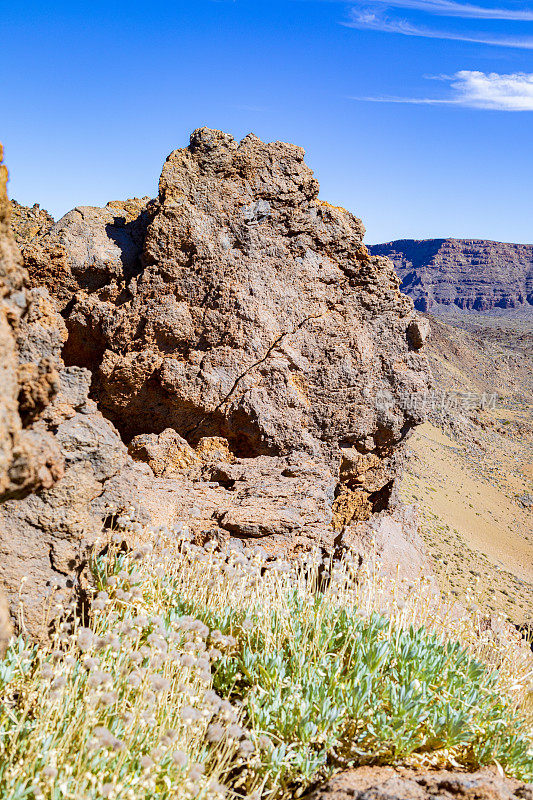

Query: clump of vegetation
[1,519,532,799]
[0,551,247,798]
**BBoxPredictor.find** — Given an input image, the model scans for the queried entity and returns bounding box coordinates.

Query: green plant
[169,548,533,796]
[1,522,532,800]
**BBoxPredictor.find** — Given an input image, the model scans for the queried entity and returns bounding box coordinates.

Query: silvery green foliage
[0,528,531,800]
[171,548,532,796]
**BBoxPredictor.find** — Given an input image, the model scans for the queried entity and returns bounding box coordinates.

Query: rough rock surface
[0,146,64,642]
[10,200,54,249]
[0,148,63,503]
[22,198,152,310]
[93,451,337,556]
[306,766,533,800]
[43,129,430,488]
[369,239,533,312]
[2,130,434,639]
[0,281,141,638]
[0,149,150,639]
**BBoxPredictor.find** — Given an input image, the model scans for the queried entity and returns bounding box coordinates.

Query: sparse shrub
[164,540,533,796]
[0,522,532,800]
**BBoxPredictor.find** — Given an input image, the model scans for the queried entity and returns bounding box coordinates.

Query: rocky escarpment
[3,129,433,640]
[369,238,533,312]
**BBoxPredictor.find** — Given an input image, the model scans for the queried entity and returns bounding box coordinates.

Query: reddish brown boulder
[306,766,532,800]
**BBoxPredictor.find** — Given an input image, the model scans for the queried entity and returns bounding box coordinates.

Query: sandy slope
[401,311,533,625]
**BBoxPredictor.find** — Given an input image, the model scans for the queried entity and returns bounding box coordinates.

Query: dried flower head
[206,723,225,743]
[180,705,200,725]
[77,627,95,652]
[171,750,188,767]
[188,763,205,782]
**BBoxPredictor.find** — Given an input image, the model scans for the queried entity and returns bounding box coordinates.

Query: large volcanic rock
[3,130,433,640]
[55,129,430,475]
[369,238,533,312]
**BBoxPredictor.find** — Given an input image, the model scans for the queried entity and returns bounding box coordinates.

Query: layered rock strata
[369,238,533,312]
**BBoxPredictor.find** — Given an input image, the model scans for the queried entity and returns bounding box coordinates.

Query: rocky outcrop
[10,200,54,249]
[1,130,433,640]
[0,147,64,644]
[0,148,63,503]
[369,239,533,312]
[40,129,430,479]
[307,766,532,800]
[0,150,149,639]
[0,277,135,638]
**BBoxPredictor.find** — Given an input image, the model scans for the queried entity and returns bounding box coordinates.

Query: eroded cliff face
[369,238,533,312]
[3,130,433,640]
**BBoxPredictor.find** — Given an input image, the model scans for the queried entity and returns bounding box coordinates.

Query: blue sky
[1,0,532,243]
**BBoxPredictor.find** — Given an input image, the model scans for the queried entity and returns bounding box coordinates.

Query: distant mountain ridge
[369,238,533,312]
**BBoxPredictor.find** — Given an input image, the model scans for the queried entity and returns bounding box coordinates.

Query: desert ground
[401,311,533,626]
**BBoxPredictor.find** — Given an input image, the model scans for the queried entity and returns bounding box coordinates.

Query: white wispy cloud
[352,70,533,110]
[345,9,533,48]
[358,0,533,21]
